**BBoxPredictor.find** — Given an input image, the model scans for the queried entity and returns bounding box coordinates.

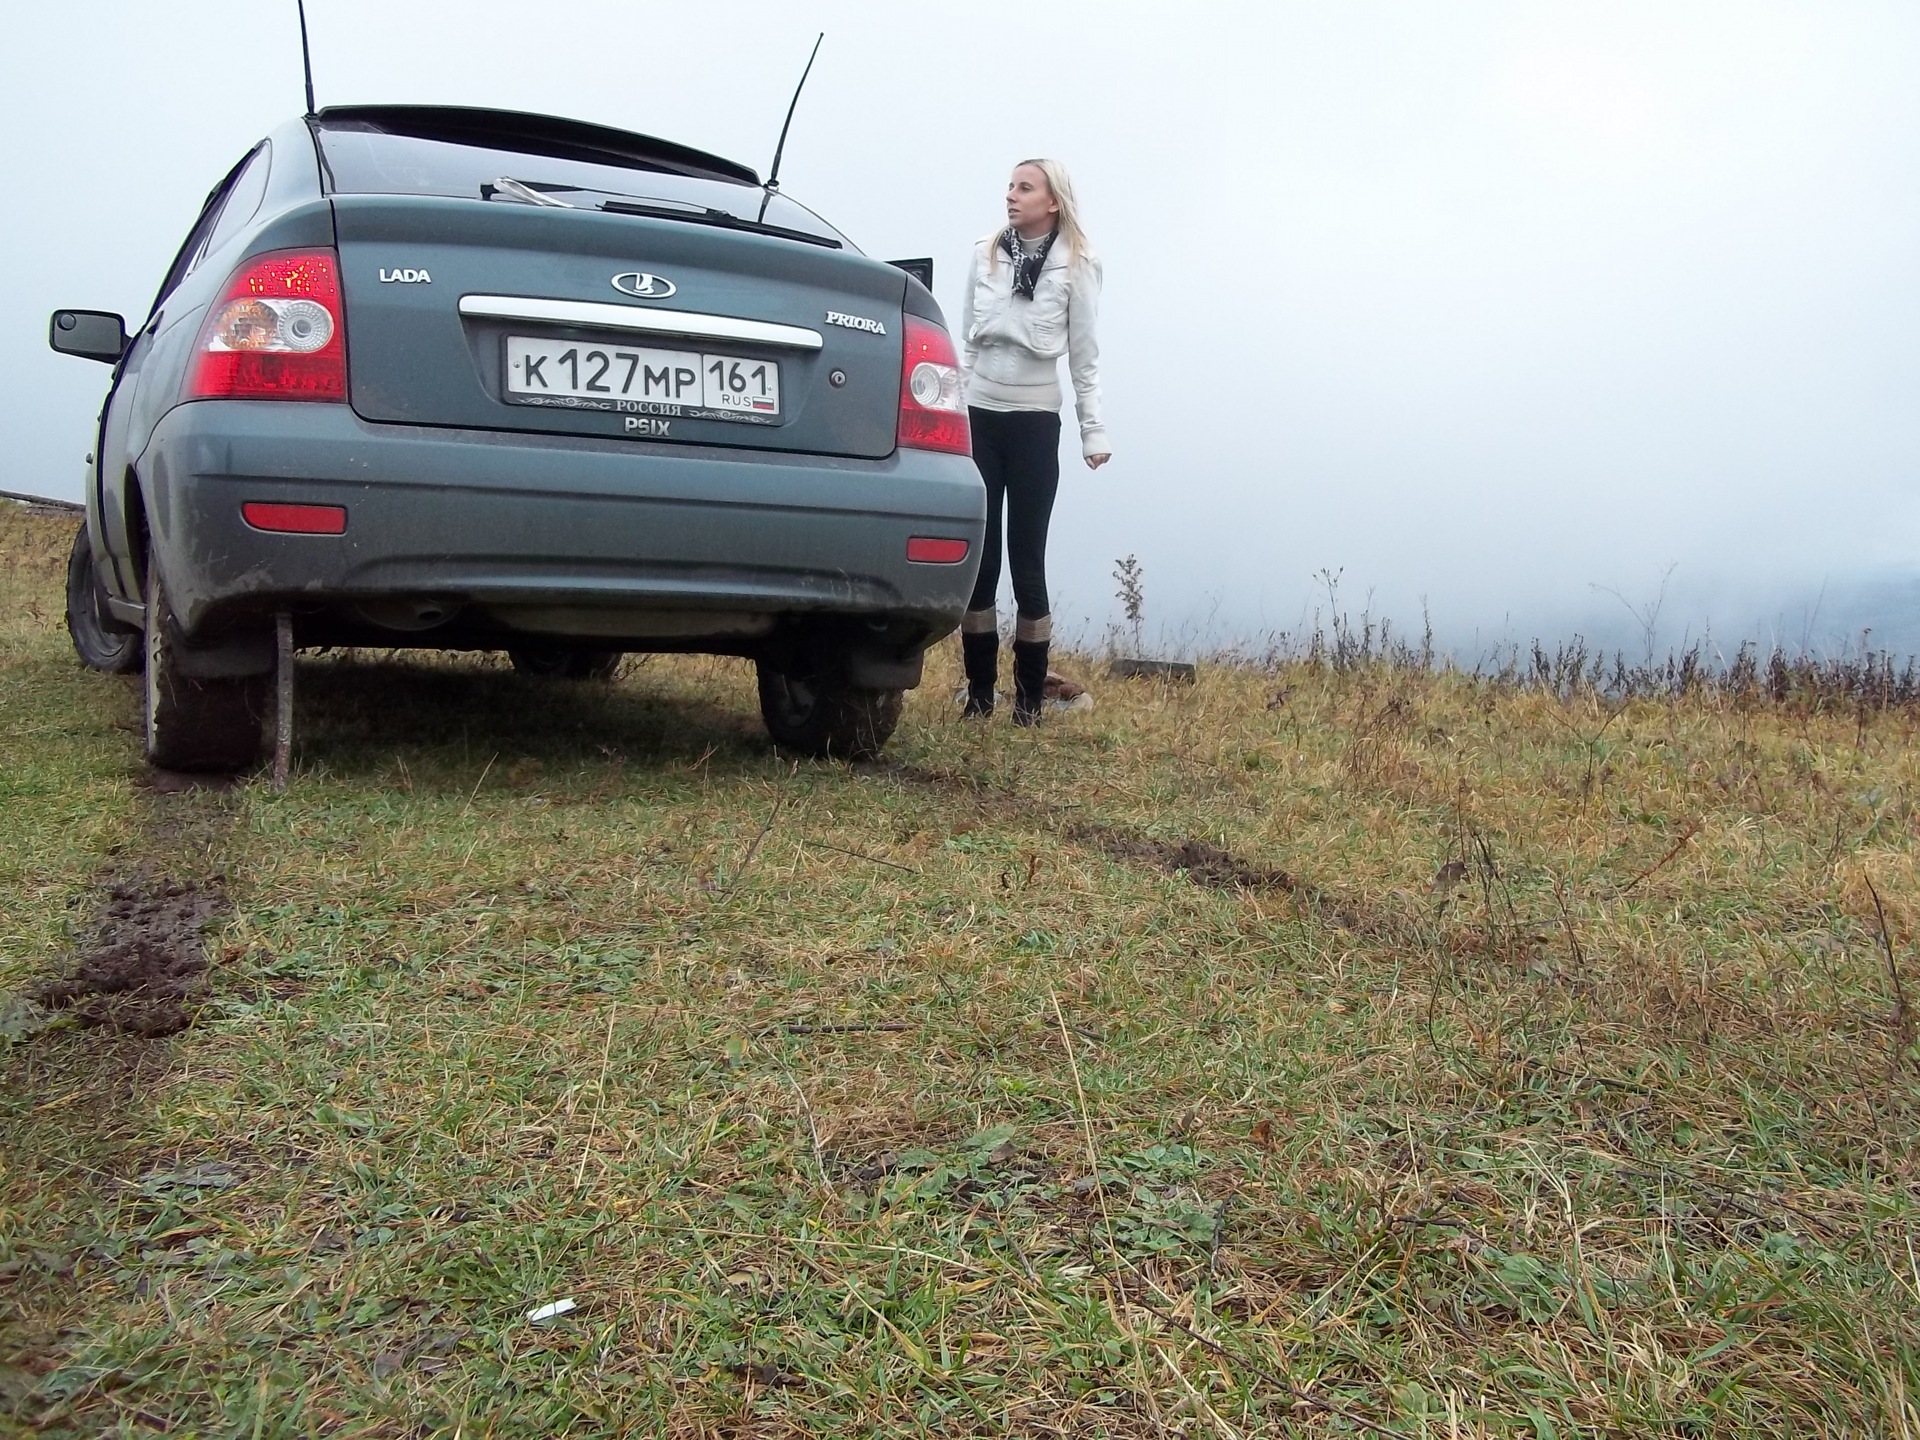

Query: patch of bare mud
[25,781,238,1041]
[136,768,241,795]
[32,880,224,1037]
[1061,824,1301,892]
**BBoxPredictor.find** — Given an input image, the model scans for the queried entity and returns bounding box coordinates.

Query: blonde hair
[991,158,1091,271]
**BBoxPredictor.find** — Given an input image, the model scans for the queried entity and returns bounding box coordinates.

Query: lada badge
[611,271,678,299]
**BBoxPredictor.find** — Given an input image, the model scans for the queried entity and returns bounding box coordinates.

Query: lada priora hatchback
[52,105,984,770]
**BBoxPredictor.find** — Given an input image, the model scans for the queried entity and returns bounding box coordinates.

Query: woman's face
[1005,164,1058,237]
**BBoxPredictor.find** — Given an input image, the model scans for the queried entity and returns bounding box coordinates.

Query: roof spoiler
[312,105,760,186]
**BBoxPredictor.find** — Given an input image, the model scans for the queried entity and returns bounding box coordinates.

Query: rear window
[314,122,850,248]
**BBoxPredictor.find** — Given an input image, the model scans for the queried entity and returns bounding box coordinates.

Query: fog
[6,1,1918,659]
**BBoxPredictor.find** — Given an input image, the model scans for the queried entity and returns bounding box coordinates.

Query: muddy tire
[65,525,141,674]
[756,661,902,760]
[143,566,267,773]
[508,645,622,681]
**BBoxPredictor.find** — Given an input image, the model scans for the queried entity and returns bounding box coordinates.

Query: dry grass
[3,499,1917,1437]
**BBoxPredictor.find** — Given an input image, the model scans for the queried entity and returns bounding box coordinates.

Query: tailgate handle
[458,296,824,351]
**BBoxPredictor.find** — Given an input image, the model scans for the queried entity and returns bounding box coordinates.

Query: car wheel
[143,565,267,773]
[508,645,622,681]
[65,525,141,674]
[756,661,903,760]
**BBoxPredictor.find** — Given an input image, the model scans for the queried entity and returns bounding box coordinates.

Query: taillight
[897,316,970,456]
[185,249,345,402]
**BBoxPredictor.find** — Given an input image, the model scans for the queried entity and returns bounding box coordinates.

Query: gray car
[52,105,984,770]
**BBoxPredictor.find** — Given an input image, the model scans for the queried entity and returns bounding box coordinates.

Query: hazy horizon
[6,1,1917,659]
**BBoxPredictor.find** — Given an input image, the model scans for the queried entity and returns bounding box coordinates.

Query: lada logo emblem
[611,271,678,299]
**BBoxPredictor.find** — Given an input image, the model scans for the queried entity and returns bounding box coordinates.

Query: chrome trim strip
[457,295,824,351]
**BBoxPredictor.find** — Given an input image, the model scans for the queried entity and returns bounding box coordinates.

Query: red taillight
[186,249,345,402]
[906,536,970,564]
[897,316,970,456]
[242,502,347,535]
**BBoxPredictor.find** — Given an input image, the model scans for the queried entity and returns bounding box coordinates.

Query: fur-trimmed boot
[1011,638,1050,727]
[961,630,998,718]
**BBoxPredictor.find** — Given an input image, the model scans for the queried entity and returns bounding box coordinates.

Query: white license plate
[503,336,781,417]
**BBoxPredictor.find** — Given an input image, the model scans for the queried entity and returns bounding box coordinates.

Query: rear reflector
[242,502,347,534]
[906,536,970,564]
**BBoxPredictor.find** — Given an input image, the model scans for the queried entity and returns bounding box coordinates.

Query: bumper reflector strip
[243,502,348,535]
[906,536,969,564]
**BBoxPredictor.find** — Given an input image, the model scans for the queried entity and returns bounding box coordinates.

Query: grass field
[3,498,1918,1438]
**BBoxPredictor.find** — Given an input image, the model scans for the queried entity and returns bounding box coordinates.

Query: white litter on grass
[525,1298,577,1323]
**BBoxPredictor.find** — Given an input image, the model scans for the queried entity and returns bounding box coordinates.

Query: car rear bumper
[137,400,986,668]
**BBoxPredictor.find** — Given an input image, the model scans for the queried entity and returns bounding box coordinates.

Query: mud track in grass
[868,760,1378,927]
[30,777,239,1039]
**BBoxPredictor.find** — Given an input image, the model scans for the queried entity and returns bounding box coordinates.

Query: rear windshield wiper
[484,177,576,208]
[594,197,841,249]
[481,177,840,249]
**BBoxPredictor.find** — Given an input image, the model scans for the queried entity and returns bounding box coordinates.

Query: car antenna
[757,32,823,222]
[297,0,318,116]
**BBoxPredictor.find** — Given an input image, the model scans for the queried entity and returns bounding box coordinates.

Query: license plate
[503,336,781,419]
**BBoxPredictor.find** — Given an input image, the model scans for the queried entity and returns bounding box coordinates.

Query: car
[50,105,983,771]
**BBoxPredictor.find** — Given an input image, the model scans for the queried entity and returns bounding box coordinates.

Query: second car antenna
[758,32,823,221]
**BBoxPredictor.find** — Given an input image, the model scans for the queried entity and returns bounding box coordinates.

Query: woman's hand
[1085,453,1111,470]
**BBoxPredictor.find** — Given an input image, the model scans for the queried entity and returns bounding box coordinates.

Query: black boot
[961,631,997,717]
[1012,639,1049,726]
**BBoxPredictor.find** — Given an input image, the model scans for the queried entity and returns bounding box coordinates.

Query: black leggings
[967,408,1061,620]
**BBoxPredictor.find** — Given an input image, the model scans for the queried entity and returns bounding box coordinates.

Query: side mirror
[49,310,128,365]
[887,258,934,289]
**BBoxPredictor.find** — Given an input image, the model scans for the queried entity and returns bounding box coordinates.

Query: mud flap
[846,649,924,690]
[170,628,275,679]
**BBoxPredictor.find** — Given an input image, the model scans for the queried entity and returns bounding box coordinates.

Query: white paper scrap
[525,1298,577,1323]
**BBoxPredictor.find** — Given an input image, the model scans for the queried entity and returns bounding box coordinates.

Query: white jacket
[959,234,1108,458]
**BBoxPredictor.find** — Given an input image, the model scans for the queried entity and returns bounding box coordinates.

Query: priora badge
[611,271,678,299]
[825,310,887,335]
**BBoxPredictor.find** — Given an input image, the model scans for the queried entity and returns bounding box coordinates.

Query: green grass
[3,499,1918,1437]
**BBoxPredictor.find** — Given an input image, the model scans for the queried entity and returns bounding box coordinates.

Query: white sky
[6,1,1918,655]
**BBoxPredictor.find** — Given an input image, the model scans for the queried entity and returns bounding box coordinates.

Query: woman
[958,158,1110,725]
